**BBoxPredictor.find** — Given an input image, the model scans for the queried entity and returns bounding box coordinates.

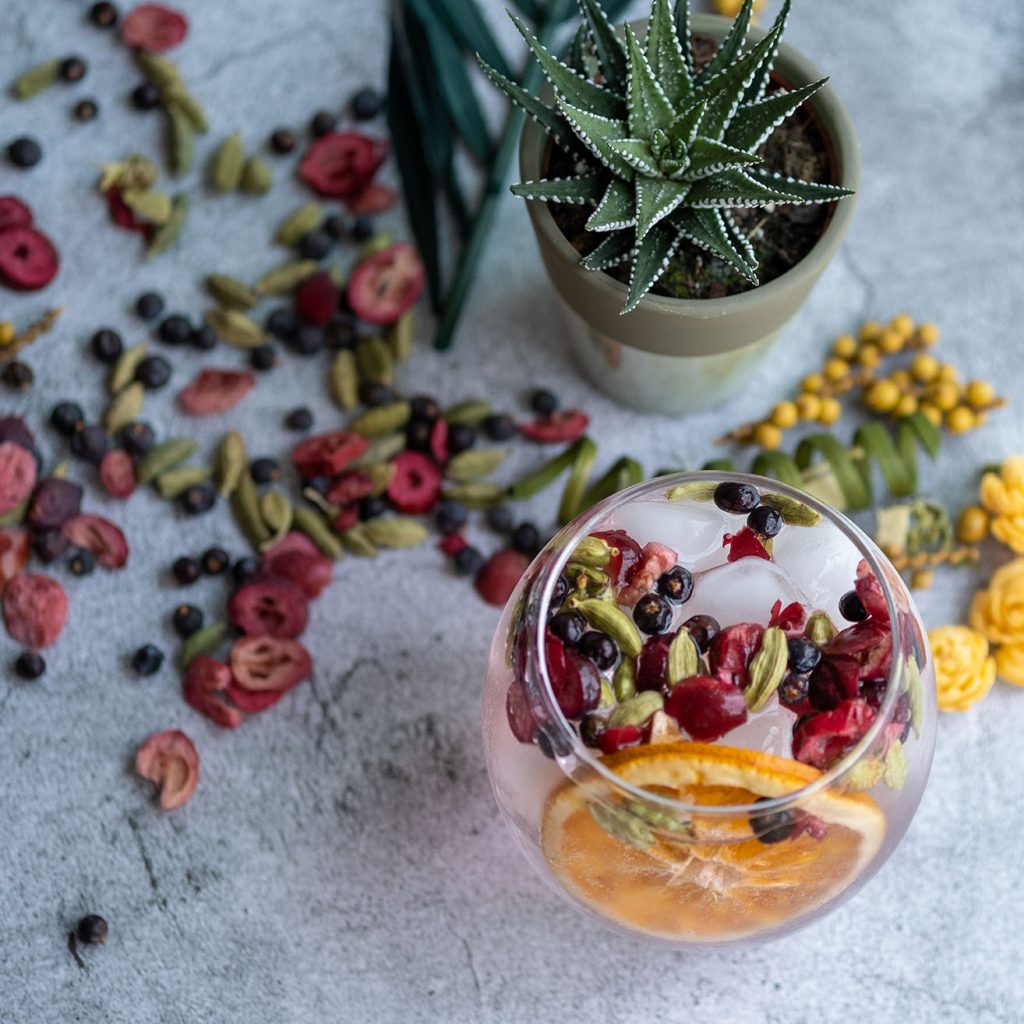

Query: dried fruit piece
[597,724,644,754]
[292,431,368,479]
[135,730,199,810]
[345,182,397,215]
[0,226,60,290]
[0,196,33,231]
[178,368,255,416]
[261,531,332,598]
[506,678,539,743]
[106,186,151,234]
[293,271,339,327]
[768,599,806,635]
[854,559,889,621]
[723,527,771,562]
[0,527,29,594]
[709,623,765,689]
[474,548,529,607]
[387,451,442,515]
[591,528,642,585]
[519,410,589,444]
[825,620,893,682]
[0,416,36,451]
[61,514,129,569]
[325,470,375,507]
[183,655,243,729]
[228,579,308,638]
[121,3,188,51]
[619,541,678,607]
[635,632,673,692]
[792,699,877,769]
[228,635,311,694]
[0,442,38,514]
[298,131,388,199]
[99,449,137,499]
[3,572,68,647]
[665,675,748,741]
[347,242,424,325]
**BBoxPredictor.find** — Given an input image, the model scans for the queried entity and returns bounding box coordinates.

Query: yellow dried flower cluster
[928,626,996,712]
[976,456,1024,554]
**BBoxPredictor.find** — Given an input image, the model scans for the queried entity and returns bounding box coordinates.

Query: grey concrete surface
[0,0,1022,1021]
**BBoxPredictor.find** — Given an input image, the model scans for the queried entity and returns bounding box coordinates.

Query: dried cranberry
[333,505,359,533]
[474,548,529,607]
[636,632,673,692]
[106,186,150,233]
[591,529,642,585]
[345,182,397,215]
[0,226,60,290]
[135,730,199,810]
[506,679,539,743]
[854,560,889,621]
[98,449,136,499]
[325,470,376,507]
[619,541,678,606]
[229,579,308,638]
[293,271,340,327]
[387,451,442,515]
[32,529,69,564]
[292,431,368,478]
[3,572,68,648]
[0,196,33,232]
[708,623,764,688]
[0,527,29,595]
[825,620,893,681]
[347,242,424,326]
[178,368,255,416]
[298,131,388,199]
[260,532,333,599]
[769,599,806,635]
[597,724,644,754]
[553,650,601,719]
[683,614,720,653]
[120,3,188,51]
[183,655,244,729]
[723,527,771,562]
[791,699,877,770]
[228,635,311,699]
[0,441,38,514]
[808,656,859,711]
[519,409,590,444]
[27,477,82,530]
[665,675,748,741]
[61,514,129,569]
[438,533,468,556]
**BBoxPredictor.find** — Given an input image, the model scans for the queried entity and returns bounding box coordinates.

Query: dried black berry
[839,590,868,622]
[135,291,164,320]
[180,484,216,515]
[713,481,760,514]
[14,650,46,680]
[808,660,846,711]
[172,556,201,584]
[350,216,373,242]
[70,423,109,464]
[284,407,313,431]
[778,673,810,708]
[59,57,88,82]
[453,545,484,576]
[297,229,332,260]
[135,355,171,390]
[510,522,540,555]
[483,413,516,441]
[405,417,432,452]
[32,529,68,564]
[172,604,204,637]
[579,714,604,748]
[289,323,324,356]
[350,86,383,120]
[250,457,279,485]
[682,614,720,653]
[200,547,230,576]
[551,574,570,608]
[529,388,559,416]
[322,213,346,240]
[309,110,337,137]
[190,323,219,351]
[89,2,119,28]
[75,915,108,945]
[50,401,85,436]
[158,314,192,345]
[232,556,259,586]
[90,328,123,363]
[633,593,673,635]
[656,565,694,605]
[2,361,34,391]
[72,98,99,122]
[130,81,161,110]
[270,128,296,154]
[486,505,514,534]
[325,316,356,350]
[68,548,96,576]
[578,631,619,671]
[249,345,277,372]
[266,307,298,341]
[749,798,797,845]
[747,504,783,538]
[359,381,393,406]
[549,610,586,646]
[358,494,388,520]
[435,499,469,536]
[447,422,476,455]
[7,137,42,169]
[409,395,440,421]
[787,637,822,675]
[119,421,155,457]
[131,644,164,675]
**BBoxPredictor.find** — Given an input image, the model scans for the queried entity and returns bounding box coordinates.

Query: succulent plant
[480,0,853,313]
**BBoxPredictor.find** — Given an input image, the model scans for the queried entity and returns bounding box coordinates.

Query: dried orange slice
[540,742,885,941]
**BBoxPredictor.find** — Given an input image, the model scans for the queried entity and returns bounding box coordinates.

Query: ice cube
[722,705,797,759]
[689,558,809,628]
[608,498,725,568]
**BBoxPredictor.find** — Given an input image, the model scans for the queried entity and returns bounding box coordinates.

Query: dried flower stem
[0,307,63,363]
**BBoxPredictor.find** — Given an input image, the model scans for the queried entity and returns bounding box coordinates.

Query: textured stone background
[1,0,1022,1021]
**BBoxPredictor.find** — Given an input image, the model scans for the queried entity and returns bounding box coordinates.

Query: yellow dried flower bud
[795,393,822,420]
[0,321,15,346]
[919,403,942,427]
[801,372,825,394]
[823,358,850,383]
[877,328,904,354]
[965,380,995,408]
[856,344,881,368]
[910,569,934,590]
[895,394,919,417]
[929,381,961,413]
[917,322,940,346]
[956,505,990,545]
[937,363,959,385]
[865,379,901,413]
[858,320,882,343]
[818,397,842,426]
[753,422,783,450]
[889,313,914,339]
[910,353,940,384]
[770,401,799,429]
[832,334,857,359]
[946,406,976,434]
[889,369,912,390]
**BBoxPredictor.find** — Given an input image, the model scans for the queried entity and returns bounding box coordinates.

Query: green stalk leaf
[900,411,942,459]
[795,433,871,510]
[427,0,514,79]
[854,423,915,498]
[580,456,644,510]
[559,437,599,524]
[749,450,806,488]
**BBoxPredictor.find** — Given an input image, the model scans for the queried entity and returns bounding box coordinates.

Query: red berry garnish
[825,620,893,681]
[0,440,38,514]
[506,678,539,743]
[665,675,748,741]
[27,477,82,530]
[135,730,199,810]
[61,513,129,569]
[473,548,529,607]
[0,196,33,232]
[178,368,255,416]
[386,451,441,515]
[345,182,397,215]
[99,449,137,499]
[324,470,375,507]
[429,419,448,464]
[346,242,424,325]
[598,724,644,754]
[438,533,468,556]
[0,226,59,291]
[791,698,876,770]
[228,579,309,638]
[183,655,244,729]
[518,409,590,445]
[292,430,368,479]
[854,559,889,621]
[120,3,188,51]
[708,622,764,689]
[722,526,771,562]
[636,632,673,692]
[619,541,678,607]
[227,635,312,700]
[808,655,860,711]
[590,528,642,585]
[3,572,68,648]
[105,187,151,234]
[293,271,340,327]
[0,527,29,595]
[260,532,333,599]
[768,599,806,635]
[298,131,388,199]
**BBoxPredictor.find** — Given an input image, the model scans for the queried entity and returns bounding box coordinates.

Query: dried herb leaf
[12,59,60,100]
[254,260,318,296]
[275,203,321,246]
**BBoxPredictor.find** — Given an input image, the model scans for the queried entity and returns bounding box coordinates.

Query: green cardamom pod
[98,155,158,193]
[349,400,411,438]
[625,801,693,835]
[121,188,172,224]
[210,132,244,192]
[254,259,318,296]
[217,431,246,497]
[805,610,837,646]
[165,102,194,176]
[508,440,582,500]
[358,231,394,260]
[843,758,885,793]
[903,655,923,738]
[275,202,322,246]
[136,51,181,91]
[563,563,610,600]
[351,432,406,468]
[443,399,492,426]
[570,535,615,569]
[302,488,339,519]
[355,335,392,386]
[137,438,198,484]
[206,274,258,310]
[589,803,654,851]
[760,492,822,527]
[204,308,264,347]
[108,342,148,394]
[363,516,428,549]
[598,678,616,710]
[360,462,396,495]
[666,480,718,503]
[163,85,208,132]
[258,490,293,551]
[883,740,908,790]
[608,691,664,729]
[666,628,700,686]
[744,627,789,712]
[613,656,637,701]
[240,156,273,195]
[445,448,509,483]
[329,349,359,410]
[147,192,189,257]
[571,598,642,657]
[339,523,377,557]
[558,437,598,526]
[12,59,60,100]
[156,466,211,499]
[232,469,271,548]
[387,310,415,363]
[0,497,29,527]
[103,382,145,436]
[181,621,227,669]
[442,482,507,508]
[292,505,343,560]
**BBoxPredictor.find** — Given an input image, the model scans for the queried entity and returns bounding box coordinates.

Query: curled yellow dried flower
[928,625,996,712]
[995,644,1024,687]
[979,458,1024,552]
[970,559,1024,645]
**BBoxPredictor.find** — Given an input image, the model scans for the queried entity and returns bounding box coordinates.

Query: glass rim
[527,470,909,817]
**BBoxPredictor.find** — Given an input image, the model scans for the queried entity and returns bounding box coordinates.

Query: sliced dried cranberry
[121,3,188,51]
[345,182,397,215]
[386,451,441,515]
[474,548,529,607]
[769,599,806,635]
[292,431,368,478]
[178,368,255,416]
[333,505,359,532]
[665,675,748,741]
[299,132,388,199]
[548,642,601,720]
[0,441,38,515]
[183,655,244,729]
[519,410,589,444]
[0,226,60,291]
[61,514,129,569]
[825,620,893,681]
[228,635,312,696]
[229,579,309,638]
[598,724,644,754]
[0,415,36,451]
[429,419,449,464]
[709,623,764,689]
[506,678,539,743]
[135,730,200,810]
[723,527,771,562]
[347,242,424,325]
[98,449,137,499]
[3,572,68,647]
[619,541,678,607]
[325,470,375,506]
[590,528,642,585]
[0,196,33,232]
[636,632,673,692]
[854,559,889,621]
[0,527,29,595]
[105,187,151,234]
[293,271,340,327]
[260,532,332,599]
[791,698,877,770]
[27,477,82,530]
[438,533,468,556]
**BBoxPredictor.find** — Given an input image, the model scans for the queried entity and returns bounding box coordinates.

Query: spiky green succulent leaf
[695,0,754,84]
[724,77,828,152]
[624,224,681,312]
[685,137,760,179]
[672,0,693,74]
[744,0,792,103]
[746,168,855,203]
[645,0,691,107]
[624,25,675,138]
[587,178,635,231]
[635,177,690,239]
[580,229,634,270]
[687,167,799,207]
[510,174,607,204]
[567,24,588,75]
[577,0,629,94]
[673,207,758,282]
[556,96,634,177]
[606,137,660,176]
